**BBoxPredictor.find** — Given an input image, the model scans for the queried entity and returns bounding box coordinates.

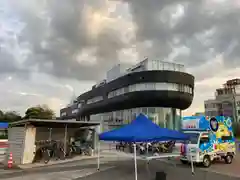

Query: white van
[175,116,236,167]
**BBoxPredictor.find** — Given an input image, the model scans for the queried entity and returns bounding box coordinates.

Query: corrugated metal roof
[9,119,100,128]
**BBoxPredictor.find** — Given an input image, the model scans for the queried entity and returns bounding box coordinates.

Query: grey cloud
[0,49,30,79]
[126,0,240,80]
[0,75,79,114]
[10,0,129,81]
[2,0,240,82]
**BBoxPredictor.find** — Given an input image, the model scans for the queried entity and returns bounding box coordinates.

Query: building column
[86,115,90,121]
[178,110,182,130]
[93,124,101,152]
[233,95,238,122]
[92,128,96,151]
[172,108,176,130]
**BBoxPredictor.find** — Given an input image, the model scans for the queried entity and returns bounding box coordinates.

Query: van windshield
[183,132,200,144]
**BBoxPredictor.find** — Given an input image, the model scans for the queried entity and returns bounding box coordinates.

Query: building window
[167,83,178,91]
[99,107,181,130]
[178,84,184,92]
[108,91,115,98]
[107,82,193,98]
[190,87,193,94]
[136,83,145,91]
[124,87,129,93]
[156,83,167,90]
[72,109,78,114]
[148,107,155,114]
[129,84,136,92]
[87,96,103,104]
[237,101,240,106]
[116,88,124,96]
[146,83,156,90]
[61,112,67,117]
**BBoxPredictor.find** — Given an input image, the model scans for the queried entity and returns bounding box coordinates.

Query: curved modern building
[60,59,195,130]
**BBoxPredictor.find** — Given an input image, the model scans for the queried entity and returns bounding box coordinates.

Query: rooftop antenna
[70,90,76,104]
[67,89,76,107]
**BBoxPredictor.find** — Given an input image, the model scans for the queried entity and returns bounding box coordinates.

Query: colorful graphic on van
[210,117,219,132]
[182,116,233,132]
[182,116,235,155]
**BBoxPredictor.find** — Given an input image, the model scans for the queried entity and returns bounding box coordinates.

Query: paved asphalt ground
[0,157,120,180]
[1,149,240,180]
[2,158,239,180]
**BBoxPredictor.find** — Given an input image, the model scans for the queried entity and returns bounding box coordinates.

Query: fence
[0,140,8,164]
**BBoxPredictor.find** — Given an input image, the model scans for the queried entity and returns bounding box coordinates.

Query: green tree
[24,105,55,119]
[3,111,22,122]
[0,110,4,121]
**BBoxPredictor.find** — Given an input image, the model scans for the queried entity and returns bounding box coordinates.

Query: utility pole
[233,93,238,123]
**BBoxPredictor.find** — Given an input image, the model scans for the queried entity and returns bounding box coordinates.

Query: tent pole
[133,143,138,180]
[97,141,100,171]
[190,151,194,175]
[48,128,52,141]
[64,124,68,157]
[146,143,148,156]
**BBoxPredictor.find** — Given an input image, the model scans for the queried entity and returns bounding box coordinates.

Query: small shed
[6,119,100,165]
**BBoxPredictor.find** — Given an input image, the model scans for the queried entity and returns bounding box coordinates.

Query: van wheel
[224,155,233,164]
[180,159,188,164]
[202,156,211,167]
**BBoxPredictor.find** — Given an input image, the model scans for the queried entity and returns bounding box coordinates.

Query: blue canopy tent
[99,114,189,142]
[97,114,190,180]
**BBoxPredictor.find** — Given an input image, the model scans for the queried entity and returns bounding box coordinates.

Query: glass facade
[146,60,185,72]
[86,96,103,104]
[108,82,193,99]
[90,107,182,131]
[83,82,193,104]
[106,59,186,83]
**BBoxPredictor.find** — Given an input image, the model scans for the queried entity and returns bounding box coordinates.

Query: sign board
[182,118,200,129]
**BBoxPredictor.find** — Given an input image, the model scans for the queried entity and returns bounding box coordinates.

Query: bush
[0,134,8,139]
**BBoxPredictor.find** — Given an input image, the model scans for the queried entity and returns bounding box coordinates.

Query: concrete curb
[0,162,21,170]
[19,156,101,169]
[0,156,101,176]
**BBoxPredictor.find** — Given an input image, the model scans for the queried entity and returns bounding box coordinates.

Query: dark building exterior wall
[60,103,78,119]
[60,70,194,122]
[76,70,194,116]
[77,70,194,101]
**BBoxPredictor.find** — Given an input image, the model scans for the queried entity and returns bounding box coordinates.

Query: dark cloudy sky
[0,0,240,116]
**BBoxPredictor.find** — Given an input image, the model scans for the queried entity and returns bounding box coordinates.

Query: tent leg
[146,143,148,156]
[133,143,138,180]
[48,128,52,141]
[97,141,100,171]
[64,124,68,157]
[190,152,194,175]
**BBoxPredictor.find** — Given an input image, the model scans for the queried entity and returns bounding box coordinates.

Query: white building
[204,79,240,122]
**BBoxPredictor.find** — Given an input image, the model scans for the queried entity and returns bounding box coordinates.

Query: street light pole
[233,92,238,123]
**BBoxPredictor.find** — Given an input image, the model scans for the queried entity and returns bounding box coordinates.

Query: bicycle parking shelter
[6,119,100,165]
